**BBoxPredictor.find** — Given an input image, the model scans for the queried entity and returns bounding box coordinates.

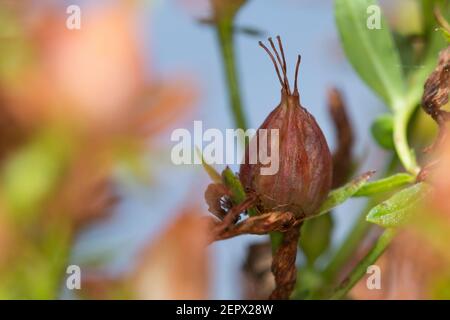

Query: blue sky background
[67,0,391,299]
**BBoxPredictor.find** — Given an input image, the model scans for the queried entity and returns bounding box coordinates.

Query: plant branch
[328,228,396,300]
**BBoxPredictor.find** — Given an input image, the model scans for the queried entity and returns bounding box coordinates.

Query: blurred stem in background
[212,0,248,131]
[329,228,396,299]
[216,18,248,131]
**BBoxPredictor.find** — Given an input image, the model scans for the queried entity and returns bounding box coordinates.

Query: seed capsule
[240,37,332,219]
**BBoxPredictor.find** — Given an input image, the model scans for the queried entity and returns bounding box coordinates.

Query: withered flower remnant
[208,36,333,300]
[239,36,332,220]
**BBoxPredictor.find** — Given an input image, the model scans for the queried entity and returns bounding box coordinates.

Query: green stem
[393,104,420,176]
[216,19,248,131]
[329,228,396,300]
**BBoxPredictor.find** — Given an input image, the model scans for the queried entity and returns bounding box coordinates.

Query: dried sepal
[204,183,232,220]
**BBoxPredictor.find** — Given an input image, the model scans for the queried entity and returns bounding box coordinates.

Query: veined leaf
[313,171,375,218]
[354,173,414,197]
[366,182,430,227]
[335,0,405,107]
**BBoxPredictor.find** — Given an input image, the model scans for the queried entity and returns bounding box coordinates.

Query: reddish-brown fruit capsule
[240,37,332,219]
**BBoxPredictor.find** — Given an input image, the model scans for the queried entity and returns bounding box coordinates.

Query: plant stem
[393,105,420,176]
[329,228,396,300]
[216,19,248,131]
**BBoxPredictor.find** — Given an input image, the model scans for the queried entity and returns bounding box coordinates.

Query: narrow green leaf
[354,173,414,197]
[221,167,246,205]
[314,171,375,218]
[335,0,405,107]
[195,147,222,183]
[366,182,430,227]
[221,167,258,216]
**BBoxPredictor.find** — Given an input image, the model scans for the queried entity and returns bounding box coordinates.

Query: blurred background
[0,0,448,299]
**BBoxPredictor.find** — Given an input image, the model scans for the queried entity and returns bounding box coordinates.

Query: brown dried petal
[204,183,231,220]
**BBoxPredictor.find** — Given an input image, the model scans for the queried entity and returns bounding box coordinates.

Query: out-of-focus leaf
[0,7,32,82]
[291,267,324,300]
[432,2,450,43]
[366,183,430,227]
[335,0,405,107]
[354,173,414,197]
[221,167,245,205]
[1,129,72,219]
[430,274,450,299]
[314,171,375,217]
[371,114,395,150]
[196,147,221,183]
[114,141,149,183]
[405,18,448,106]
[299,214,333,265]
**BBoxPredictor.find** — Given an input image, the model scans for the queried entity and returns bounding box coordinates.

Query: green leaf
[354,173,414,197]
[371,114,394,150]
[404,10,448,106]
[299,214,333,265]
[1,129,73,220]
[221,167,246,205]
[196,147,222,183]
[366,182,429,227]
[314,171,375,218]
[221,167,259,217]
[335,0,405,107]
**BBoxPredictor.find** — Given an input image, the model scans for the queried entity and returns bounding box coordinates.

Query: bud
[240,37,332,219]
